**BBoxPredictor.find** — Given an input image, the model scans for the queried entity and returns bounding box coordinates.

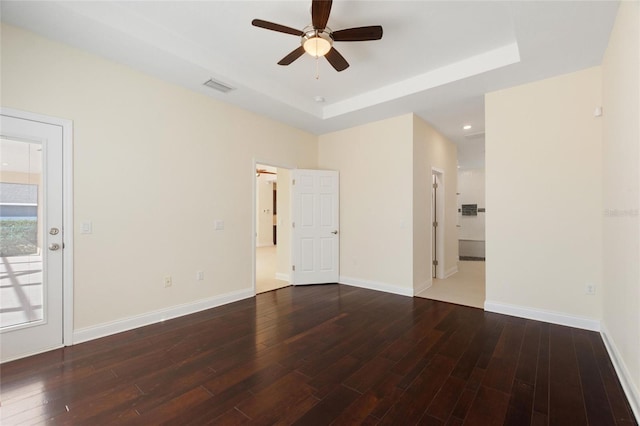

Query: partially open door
[291,169,339,285]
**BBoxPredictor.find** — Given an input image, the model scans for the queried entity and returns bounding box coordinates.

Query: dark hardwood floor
[1,284,636,425]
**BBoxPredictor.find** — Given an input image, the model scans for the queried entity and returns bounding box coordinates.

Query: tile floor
[415,260,485,308]
[255,245,289,294]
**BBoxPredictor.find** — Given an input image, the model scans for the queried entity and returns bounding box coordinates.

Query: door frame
[1,107,74,351]
[432,168,445,279]
[252,158,295,295]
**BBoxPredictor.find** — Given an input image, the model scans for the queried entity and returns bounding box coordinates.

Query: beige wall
[601,1,640,414]
[318,114,414,292]
[485,67,603,320]
[413,116,458,292]
[1,24,317,330]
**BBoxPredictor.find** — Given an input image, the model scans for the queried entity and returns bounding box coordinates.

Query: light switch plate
[81,221,92,234]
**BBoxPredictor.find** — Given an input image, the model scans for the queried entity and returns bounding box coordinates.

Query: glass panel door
[0,113,64,362]
[1,139,44,329]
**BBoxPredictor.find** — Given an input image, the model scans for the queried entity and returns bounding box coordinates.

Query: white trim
[73,288,253,344]
[414,279,433,295]
[484,300,600,331]
[339,275,414,297]
[431,168,446,279]
[2,344,64,364]
[275,273,290,282]
[444,264,459,279]
[1,107,74,348]
[601,323,640,423]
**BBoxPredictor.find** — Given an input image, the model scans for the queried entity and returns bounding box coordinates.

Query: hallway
[415,260,485,309]
[255,246,289,294]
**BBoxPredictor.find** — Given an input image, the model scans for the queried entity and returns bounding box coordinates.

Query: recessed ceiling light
[314,96,326,103]
[463,124,472,130]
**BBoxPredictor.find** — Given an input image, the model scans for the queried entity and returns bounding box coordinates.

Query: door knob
[331,230,339,235]
[48,243,60,251]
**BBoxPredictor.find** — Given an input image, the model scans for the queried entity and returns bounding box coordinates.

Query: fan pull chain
[315,56,320,80]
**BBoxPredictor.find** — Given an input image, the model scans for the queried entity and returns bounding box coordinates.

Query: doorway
[0,109,73,362]
[417,167,486,309]
[254,163,290,294]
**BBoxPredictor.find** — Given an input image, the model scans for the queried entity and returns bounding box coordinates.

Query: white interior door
[291,169,339,285]
[1,113,65,362]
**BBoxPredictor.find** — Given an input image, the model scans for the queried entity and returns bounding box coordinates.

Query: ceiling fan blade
[325,47,349,72]
[312,0,332,29]
[252,19,303,36]
[278,46,306,65]
[332,26,383,42]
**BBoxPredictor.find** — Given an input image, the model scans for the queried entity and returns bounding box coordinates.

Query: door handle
[331,230,339,235]
[48,243,60,251]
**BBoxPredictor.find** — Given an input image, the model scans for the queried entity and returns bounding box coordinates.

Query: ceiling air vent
[464,131,485,140]
[203,78,235,94]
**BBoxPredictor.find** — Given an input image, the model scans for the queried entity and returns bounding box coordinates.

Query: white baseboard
[484,300,601,331]
[275,273,290,282]
[414,279,433,295]
[444,264,458,279]
[73,288,254,344]
[601,323,640,423]
[339,275,414,297]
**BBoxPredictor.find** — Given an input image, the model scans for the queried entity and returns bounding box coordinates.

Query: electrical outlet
[196,271,204,281]
[164,276,172,288]
[585,284,596,295]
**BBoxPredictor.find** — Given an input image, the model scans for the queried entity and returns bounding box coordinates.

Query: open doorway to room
[417,167,486,309]
[255,163,291,294]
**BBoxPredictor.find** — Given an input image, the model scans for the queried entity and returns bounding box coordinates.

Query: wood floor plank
[290,384,360,426]
[482,319,526,394]
[235,371,316,423]
[1,284,636,426]
[463,385,510,426]
[379,354,456,425]
[503,379,535,425]
[587,332,638,425]
[425,375,466,421]
[573,329,617,426]
[343,355,396,394]
[533,322,550,419]
[548,324,588,425]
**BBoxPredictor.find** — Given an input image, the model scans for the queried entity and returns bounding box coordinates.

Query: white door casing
[291,169,339,285]
[0,110,72,363]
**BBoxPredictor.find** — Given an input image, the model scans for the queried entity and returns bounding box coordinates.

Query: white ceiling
[0,1,619,169]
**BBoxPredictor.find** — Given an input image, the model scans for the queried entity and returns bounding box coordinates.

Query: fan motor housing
[301,26,333,57]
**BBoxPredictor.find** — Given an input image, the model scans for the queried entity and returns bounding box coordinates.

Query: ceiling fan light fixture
[302,29,332,57]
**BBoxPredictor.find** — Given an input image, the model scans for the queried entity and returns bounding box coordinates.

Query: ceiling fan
[256,168,277,177]
[252,0,383,72]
